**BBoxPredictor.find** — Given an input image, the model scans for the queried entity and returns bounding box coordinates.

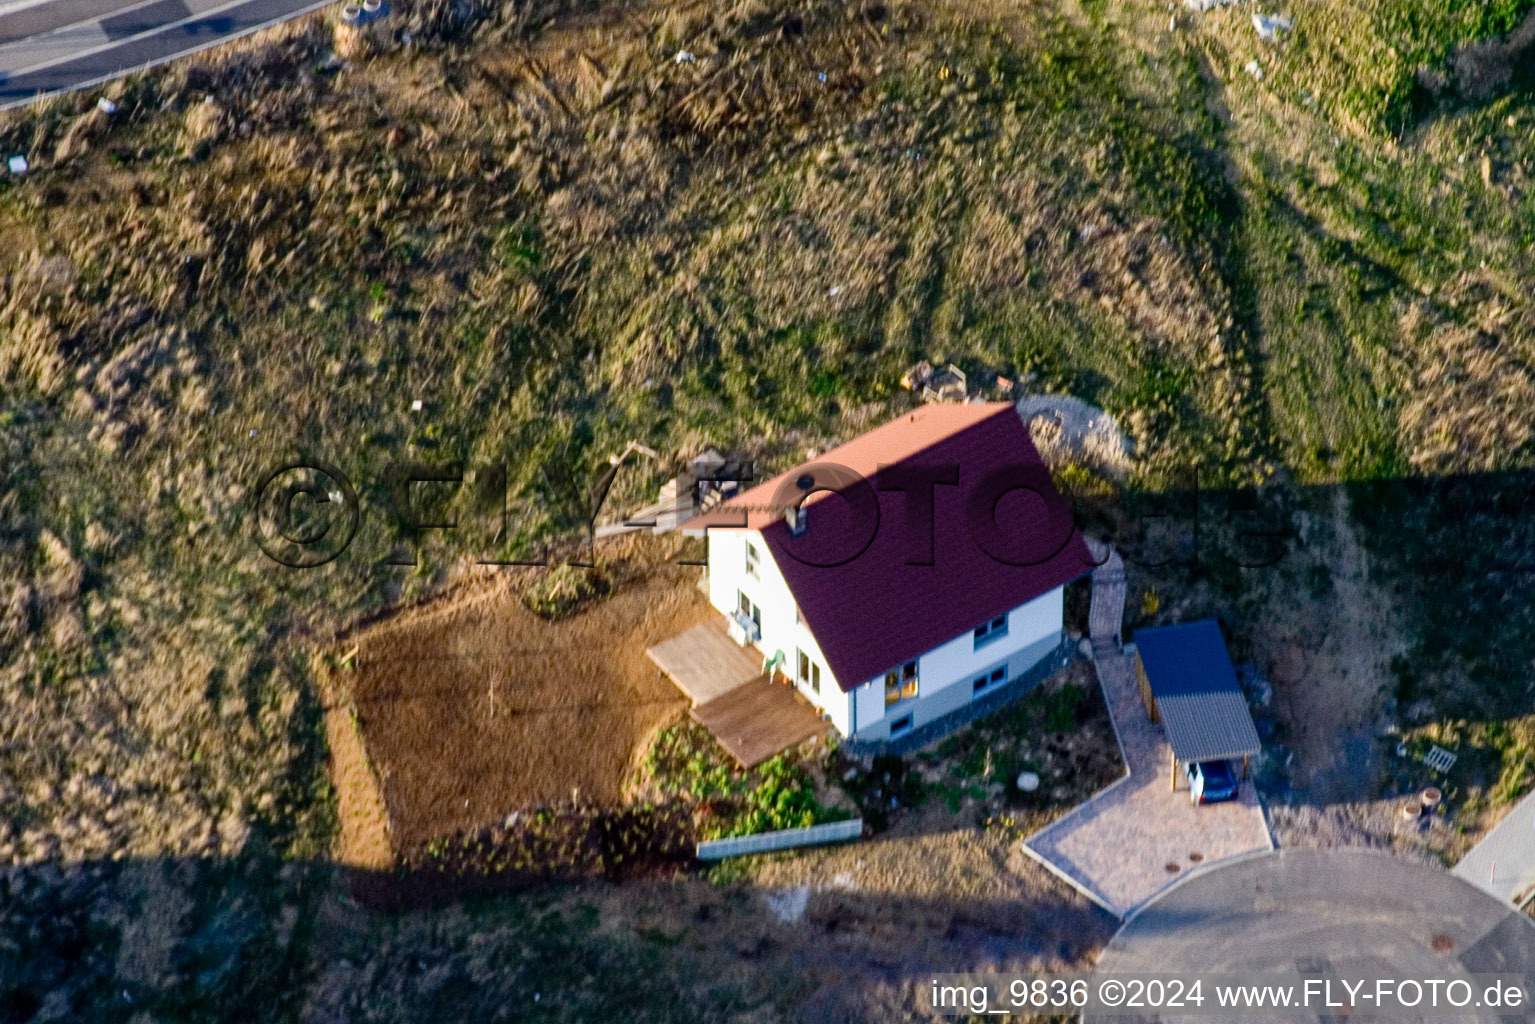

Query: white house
[683,402,1092,747]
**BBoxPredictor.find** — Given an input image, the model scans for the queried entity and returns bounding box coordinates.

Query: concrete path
[1020,544,1272,917]
[1088,848,1535,1024]
[0,0,333,111]
[1085,538,1124,643]
[1453,785,1535,907]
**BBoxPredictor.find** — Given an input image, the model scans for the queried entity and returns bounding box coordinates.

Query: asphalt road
[0,0,333,110]
[1086,848,1535,1024]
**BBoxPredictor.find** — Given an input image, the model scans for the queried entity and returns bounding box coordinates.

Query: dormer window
[785,504,807,536]
[973,615,1008,649]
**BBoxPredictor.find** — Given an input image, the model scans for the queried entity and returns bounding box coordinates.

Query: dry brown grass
[330,534,703,850]
[4,0,1535,1018]
[1397,289,1535,474]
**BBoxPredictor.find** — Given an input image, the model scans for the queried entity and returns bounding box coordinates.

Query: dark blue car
[1186,759,1239,804]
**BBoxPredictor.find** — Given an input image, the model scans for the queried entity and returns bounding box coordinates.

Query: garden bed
[636,721,856,841]
[838,660,1124,834]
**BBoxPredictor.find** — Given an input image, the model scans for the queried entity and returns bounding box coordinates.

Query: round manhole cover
[1165,862,1181,874]
[1188,852,1204,863]
[1432,934,1455,953]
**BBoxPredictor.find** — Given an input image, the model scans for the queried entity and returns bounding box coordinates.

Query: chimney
[786,472,813,536]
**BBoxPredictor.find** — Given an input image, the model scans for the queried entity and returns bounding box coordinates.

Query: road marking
[0,16,108,72]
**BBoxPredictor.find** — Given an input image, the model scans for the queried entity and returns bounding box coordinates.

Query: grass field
[4,0,1535,1017]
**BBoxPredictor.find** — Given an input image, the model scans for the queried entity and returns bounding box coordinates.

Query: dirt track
[331,536,708,851]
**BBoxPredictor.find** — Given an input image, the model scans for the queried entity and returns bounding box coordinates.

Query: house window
[794,603,802,625]
[884,660,918,706]
[737,590,761,633]
[798,649,819,693]
[974,665,1007,694]
[973,614,1009,649]
[745,541,760,579]
[890,714,913,737]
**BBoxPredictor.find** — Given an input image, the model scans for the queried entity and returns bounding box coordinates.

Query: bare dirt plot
[333,536,709,851]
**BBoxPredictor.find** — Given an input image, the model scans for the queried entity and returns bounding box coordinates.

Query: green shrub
[644,724,846,840]
[521,562,610,619]
[1042,684,1086,732]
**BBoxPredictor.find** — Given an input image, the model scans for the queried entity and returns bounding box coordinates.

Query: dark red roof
[694,404,1092,691]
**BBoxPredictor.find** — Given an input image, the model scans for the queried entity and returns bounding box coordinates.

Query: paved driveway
[0,0,333,111]
[1087,848,1535,1024]
[1022,638,1273,916]
[1454,785,1535,906]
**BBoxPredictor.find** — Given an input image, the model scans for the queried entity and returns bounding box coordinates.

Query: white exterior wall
[850,585,1066,741]
[705,530,852,734]
[706,528,1065,742]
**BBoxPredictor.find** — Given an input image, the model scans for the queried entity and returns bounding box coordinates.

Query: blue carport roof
[1133,619,1261,764]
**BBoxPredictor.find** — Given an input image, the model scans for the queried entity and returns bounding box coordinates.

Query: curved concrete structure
[0,0,334,112]
[1087,848,1535,1024]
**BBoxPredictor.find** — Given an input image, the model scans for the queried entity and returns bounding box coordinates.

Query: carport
[1131,620,1261,791]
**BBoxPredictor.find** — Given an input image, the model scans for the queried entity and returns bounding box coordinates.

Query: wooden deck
[646,620,763,705]
[692,677,830,768]
[649,618,830,765]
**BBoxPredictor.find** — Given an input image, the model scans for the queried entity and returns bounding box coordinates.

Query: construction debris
[1014,395,1134,479]
[922,364,967,404]
[7,155,27,175]
[1245,60,1264,80]
[1424,745,1458,774]
[1252,12,1292,41]
[597,448,747,537]
[1184,0,1241,10]
[900,360,933,391]
[901,360,1028,403]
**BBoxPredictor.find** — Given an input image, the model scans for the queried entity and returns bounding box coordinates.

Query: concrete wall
[696,817,864,860]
